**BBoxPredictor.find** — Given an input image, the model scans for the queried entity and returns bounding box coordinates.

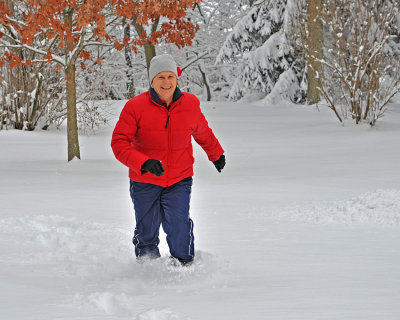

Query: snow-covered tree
[318,0,400,125]
[217,0,306,104]
[0,1,65,131]
[120,0,243,101]
[171,0,243,100]
[0,0,126,160]
[77,0,205,101]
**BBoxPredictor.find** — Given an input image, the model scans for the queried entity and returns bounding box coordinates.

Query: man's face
[152,71,177,104]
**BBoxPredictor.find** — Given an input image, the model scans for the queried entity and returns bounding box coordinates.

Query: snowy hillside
[1,99,400,320]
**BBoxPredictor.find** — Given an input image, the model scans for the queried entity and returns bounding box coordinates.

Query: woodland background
[1,0,399,161]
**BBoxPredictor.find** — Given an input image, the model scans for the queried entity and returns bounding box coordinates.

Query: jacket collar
[150,87,183,108]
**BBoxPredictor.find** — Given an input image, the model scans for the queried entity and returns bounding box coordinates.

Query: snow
[1,98,400,319]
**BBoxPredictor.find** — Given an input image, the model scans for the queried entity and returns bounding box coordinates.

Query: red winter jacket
[111,88,224,187]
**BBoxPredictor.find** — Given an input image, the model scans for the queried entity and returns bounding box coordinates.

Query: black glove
[213,154,226,173]
[141,159,164,176]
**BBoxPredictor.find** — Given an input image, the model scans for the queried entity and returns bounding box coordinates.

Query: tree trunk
[132,17,159,80]
[306,0,324,104]
[64,8,80,161]
[143,40,156,73]
[124,23,136,99]
[66,63,80,161]
[198,63,211,101]
[0,70,4,130]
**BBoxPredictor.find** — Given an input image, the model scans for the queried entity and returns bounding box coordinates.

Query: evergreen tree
[217,0,306,104]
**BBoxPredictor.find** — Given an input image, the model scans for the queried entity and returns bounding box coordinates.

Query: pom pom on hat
[148,54,180,84]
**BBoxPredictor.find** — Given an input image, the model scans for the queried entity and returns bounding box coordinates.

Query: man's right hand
[141,159,165,176]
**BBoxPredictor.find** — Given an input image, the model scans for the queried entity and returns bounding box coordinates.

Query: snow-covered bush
[0,58,66,131]
[318,0,400,126]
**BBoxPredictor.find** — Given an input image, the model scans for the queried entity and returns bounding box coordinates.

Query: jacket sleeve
[192,108,224,162]
[111,102,149,174]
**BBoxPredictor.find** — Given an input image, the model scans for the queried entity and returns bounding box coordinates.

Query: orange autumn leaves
[0,0,201,69]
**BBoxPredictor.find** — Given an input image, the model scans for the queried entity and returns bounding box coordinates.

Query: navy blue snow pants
[129,177,194,263]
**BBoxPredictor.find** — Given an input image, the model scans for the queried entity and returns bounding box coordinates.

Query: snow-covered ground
[1,98,400,320]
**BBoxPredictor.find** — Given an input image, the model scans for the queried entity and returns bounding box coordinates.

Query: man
[111,54,225,266]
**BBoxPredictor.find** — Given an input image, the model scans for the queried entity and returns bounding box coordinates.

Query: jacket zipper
[165,114,170,129]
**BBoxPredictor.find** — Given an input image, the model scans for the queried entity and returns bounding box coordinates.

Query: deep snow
[1,98,400,320]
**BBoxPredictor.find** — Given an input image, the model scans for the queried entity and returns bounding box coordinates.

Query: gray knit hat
[149,54,179,84]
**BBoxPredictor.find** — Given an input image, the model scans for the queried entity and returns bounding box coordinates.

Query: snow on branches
[217,0,306,104]
[318,0,400,125]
